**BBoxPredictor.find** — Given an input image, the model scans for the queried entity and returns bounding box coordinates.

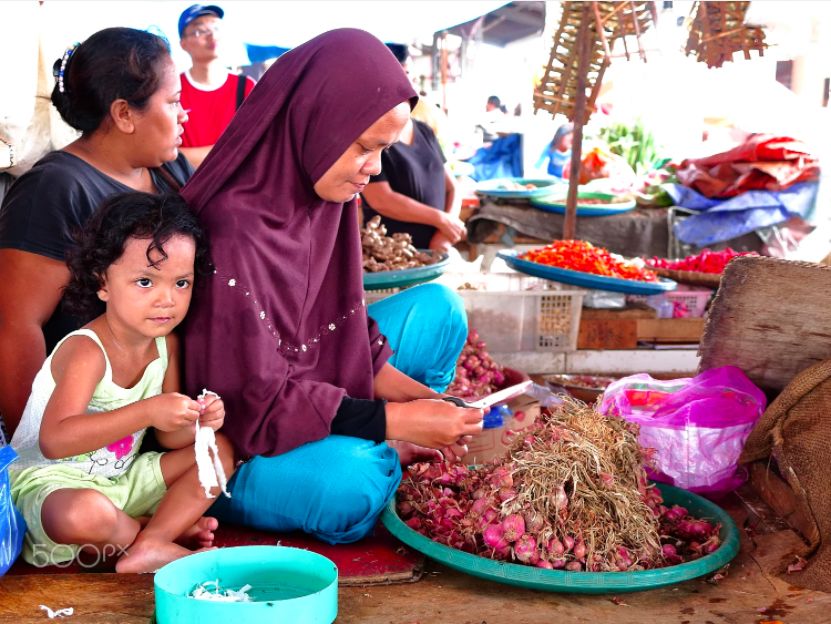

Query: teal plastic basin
[154,545,338,623]
[381,482,739,594]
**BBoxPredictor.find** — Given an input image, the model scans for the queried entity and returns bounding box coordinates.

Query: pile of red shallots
[397,397,722,571]
[446,329,506,400]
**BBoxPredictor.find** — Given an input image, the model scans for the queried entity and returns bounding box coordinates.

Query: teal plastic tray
[363,251,449,290]
[475,177,567,200]
[154,545,337,623]
[381,482,739,594]
[498,249,677,295]
[530,192,636,216]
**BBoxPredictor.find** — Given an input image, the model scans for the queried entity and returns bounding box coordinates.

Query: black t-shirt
[0,150,193,351]
[362,120,446,249]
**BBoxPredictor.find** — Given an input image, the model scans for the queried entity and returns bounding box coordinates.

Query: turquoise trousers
[210,283,467,543]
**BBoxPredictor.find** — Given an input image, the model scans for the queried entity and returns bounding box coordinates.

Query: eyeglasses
[185,24,221,38]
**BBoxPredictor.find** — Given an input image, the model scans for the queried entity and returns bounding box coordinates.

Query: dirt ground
[0,487,828,623]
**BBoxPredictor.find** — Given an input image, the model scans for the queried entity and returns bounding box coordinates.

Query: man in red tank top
[177,4,255,168]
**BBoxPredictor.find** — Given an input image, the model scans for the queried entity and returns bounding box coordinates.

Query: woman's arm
[0,249,68,435]
[443,165,460,218]
[373,361,439,402]
[374,361,482,451]
[154,333,196,450]
[361,182,465,243]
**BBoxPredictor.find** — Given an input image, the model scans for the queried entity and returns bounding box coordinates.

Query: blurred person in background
[478,95,508,143]
[359,44,464,254]
[536,123,574,178]
[178,4,255,168]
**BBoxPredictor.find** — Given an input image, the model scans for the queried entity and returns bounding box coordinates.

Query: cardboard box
[464,395,540,465]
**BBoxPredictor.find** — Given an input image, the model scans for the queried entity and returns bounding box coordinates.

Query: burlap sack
[740,359,831,592]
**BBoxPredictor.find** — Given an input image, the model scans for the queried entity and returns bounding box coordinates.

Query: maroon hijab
[181,29,417,457]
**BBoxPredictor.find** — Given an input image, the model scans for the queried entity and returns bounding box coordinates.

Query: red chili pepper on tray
[646,248,759,274]
[521,240,658,282]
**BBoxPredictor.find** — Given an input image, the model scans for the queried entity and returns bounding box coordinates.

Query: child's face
[97,234,197,339]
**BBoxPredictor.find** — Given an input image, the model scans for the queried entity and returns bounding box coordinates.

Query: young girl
[10,191,235,574]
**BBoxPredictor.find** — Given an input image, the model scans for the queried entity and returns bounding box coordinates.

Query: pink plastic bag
[599,366,766,495]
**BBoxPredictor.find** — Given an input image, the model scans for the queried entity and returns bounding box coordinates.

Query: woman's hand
[434,211,466,244]
[146,392,201,432]
[386,398,483,449]
[198,394,226,431]
[428,231,453,253]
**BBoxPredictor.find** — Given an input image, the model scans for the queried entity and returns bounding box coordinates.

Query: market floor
[0,489,829,624]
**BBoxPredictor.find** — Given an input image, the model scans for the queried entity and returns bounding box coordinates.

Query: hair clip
[57,43,80,94]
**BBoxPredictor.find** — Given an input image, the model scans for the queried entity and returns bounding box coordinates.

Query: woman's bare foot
[115,537,212,574]
[387,440,442,466]
[177,517,219,549]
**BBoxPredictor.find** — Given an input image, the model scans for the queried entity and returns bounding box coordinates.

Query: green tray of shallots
[381,397,739,593]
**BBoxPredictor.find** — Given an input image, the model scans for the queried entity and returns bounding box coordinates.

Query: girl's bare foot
[177,516,219,549]
[115,537,212,574]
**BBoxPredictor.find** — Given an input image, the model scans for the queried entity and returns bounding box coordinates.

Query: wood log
[698,256,831,394]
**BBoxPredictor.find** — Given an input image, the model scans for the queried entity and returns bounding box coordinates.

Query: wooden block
[637,318,706,343]
[748,461,819,545]
[578,318,638,349]
[578,306,656,349]
[698,256,831,393]
[581,303,656,320]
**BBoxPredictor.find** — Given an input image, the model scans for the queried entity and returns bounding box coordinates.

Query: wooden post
[563,3,593,240]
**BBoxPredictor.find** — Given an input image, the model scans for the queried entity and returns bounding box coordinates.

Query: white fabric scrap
[195,389,231,499]
[39,605,74,618]
[190,580,252,602]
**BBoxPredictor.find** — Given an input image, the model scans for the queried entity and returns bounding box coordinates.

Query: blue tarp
[245,43,291,64]
[667,181,819,246]
[465,133,523,182]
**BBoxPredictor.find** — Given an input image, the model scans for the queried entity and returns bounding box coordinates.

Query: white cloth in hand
[195,389,230,499]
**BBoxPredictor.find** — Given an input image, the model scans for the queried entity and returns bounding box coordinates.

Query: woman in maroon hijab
[181,29,482,542]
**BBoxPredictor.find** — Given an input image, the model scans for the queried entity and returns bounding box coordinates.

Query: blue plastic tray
[381,482,739,594]
[530,192,636,217]
[475,177,566,200]
[497,249,676,295]
[363,252,449,291]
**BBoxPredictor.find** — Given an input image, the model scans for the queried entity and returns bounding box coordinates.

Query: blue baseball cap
[178,4,224,38]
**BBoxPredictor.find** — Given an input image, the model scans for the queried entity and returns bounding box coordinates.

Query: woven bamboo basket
[685,1,767,69]
[534,2,657,123]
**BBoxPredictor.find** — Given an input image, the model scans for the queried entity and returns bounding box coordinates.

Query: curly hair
[64,192,212,320]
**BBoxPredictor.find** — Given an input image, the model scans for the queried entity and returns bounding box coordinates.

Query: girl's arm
[39,334,201,459]
[154,333,198,450]
[38,336,157,458]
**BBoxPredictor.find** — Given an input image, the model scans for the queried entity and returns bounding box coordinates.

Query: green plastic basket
[381,482,739,594]
[154,545,337,623]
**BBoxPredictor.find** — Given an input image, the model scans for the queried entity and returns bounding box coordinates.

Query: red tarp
[676,135,820,198]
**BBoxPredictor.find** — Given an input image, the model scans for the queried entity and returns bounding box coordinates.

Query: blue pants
[210,283,467,543]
